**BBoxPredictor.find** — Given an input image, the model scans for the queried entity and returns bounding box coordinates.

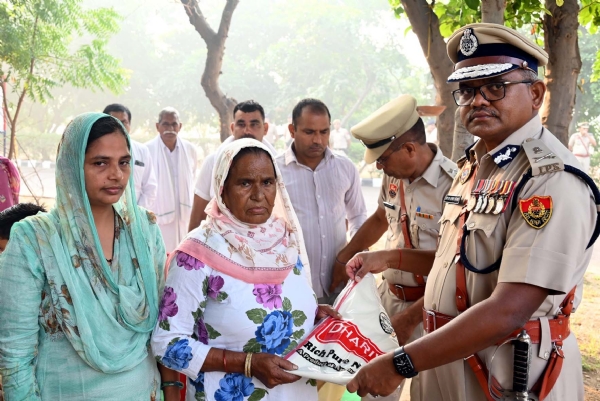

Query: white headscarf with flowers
[173,138,311,287]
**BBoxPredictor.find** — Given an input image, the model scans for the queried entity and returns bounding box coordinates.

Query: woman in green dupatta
[0,113,166,400]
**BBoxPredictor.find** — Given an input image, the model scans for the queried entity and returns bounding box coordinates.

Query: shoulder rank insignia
[492,145,520,168]
[519,195,552,229]
[522,137,564,176]
[389,183,398,198]
[459,160,474,184]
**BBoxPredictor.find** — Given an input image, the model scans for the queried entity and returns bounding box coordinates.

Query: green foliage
[0,0,127,109]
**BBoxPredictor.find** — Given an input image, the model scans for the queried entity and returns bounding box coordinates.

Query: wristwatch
[392,346,418,378]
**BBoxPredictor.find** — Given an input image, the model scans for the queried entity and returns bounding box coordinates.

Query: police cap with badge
[446,23,548,83]
[350,94,420,164]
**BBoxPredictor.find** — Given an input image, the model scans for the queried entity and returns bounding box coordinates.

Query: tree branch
[180,0,217,42]
[215,0,240,48]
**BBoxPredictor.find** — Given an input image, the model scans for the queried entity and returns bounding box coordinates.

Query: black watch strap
[392,346,418,378]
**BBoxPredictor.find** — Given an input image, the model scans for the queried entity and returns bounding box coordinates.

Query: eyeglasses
[452,81,533,106]
[376,142,406,165]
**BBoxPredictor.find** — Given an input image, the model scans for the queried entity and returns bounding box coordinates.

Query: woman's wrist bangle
[223,349,227,373]
[244,352,253,378]
[335,257,346,265]
[160,381,184,389]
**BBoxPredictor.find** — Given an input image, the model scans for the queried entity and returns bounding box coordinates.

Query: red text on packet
[314,319,384,363]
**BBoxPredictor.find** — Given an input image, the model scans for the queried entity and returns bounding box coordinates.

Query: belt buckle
[394,284,407,301]
[425,310,436,333]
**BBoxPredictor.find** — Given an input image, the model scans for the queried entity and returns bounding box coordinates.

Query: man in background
[103,104,157,210]
[569,121,596,173]
[187,100,276,231]
[330,118,351,154]
[147,107,197,252]
[332,95,456,401]
[276,98,367,401]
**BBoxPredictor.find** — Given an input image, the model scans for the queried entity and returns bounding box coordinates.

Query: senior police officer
[345,23,599,400]
[330,95,457,401]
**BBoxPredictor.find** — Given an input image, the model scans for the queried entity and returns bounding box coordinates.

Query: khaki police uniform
[377,146,456,401]
[423,116,593,401]
[351,95,457,401]
[421,23,596,400]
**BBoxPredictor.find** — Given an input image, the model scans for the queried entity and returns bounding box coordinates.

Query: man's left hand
[346,352,405,397]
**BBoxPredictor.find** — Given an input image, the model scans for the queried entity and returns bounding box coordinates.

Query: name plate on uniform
[443,195,462,205]
[383,202,396,210]
[134,160,145,167]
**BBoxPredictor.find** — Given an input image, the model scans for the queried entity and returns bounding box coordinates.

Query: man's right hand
[329,258,349,293]
[346,250,398,282]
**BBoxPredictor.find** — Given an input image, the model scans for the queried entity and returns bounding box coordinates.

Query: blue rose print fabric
[151,252,318,401]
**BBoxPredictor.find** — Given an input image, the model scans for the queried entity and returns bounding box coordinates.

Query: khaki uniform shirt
[423,117,595,400]
[379,144,457,286]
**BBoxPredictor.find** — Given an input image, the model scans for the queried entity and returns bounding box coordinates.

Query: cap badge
[460,28,479,57]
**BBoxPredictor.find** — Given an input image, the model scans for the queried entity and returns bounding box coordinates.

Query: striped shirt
[276,146,367,298]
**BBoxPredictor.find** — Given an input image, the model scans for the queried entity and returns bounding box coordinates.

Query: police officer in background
[330,95,457,401]
[345,23,598,400]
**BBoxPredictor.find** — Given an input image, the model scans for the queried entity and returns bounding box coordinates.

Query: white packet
[284,273,398,385]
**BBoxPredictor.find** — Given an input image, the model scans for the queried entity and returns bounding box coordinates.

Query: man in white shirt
[147,107,197,252]
[277,99,367,303]
[188,100,276,231]
[329,119,351,153]
[103,104,157,210]
[568,122,597,173]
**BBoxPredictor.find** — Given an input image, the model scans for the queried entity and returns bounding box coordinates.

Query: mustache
[467,107,498,121]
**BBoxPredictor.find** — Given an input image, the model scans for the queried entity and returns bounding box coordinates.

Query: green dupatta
[10,112,162,373]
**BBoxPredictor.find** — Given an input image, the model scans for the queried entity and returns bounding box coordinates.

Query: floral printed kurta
[151,252,318,401]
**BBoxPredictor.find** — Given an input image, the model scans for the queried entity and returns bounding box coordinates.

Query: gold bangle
[244,352,253,378]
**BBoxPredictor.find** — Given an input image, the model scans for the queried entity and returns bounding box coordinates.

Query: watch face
[393,348,418,378]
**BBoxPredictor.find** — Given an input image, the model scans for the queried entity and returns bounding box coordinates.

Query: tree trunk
[401,0,457,157]
[181,0,239,142]
[451,106,475,161]
[481,0,506,24]
[540,0,581,145]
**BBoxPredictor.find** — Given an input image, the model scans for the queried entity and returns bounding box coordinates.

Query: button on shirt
[276,147,367,297]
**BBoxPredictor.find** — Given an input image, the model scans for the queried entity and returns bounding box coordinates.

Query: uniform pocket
[435,205,462,257]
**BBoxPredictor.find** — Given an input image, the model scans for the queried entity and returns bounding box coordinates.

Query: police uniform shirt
[422,116,594,400]
[378,144,457,287]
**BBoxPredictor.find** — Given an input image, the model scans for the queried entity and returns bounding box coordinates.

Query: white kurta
[130,140,157,210]
[147,136,197,252]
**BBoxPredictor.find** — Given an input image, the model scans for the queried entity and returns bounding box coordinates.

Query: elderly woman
[0,155,20,213]
[0,113,165,400]
[152,139,338,401]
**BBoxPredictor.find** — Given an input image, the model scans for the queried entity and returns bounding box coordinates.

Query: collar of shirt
[159,136,180,152]
[283,144,334,168]
[415,143,445,188]
[469,116,542,168]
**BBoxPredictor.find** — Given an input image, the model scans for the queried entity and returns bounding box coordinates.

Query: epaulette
[440,157,459,178]
[522,137,564,176]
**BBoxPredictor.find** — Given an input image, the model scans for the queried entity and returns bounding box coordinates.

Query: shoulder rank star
[519,195,552,229]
